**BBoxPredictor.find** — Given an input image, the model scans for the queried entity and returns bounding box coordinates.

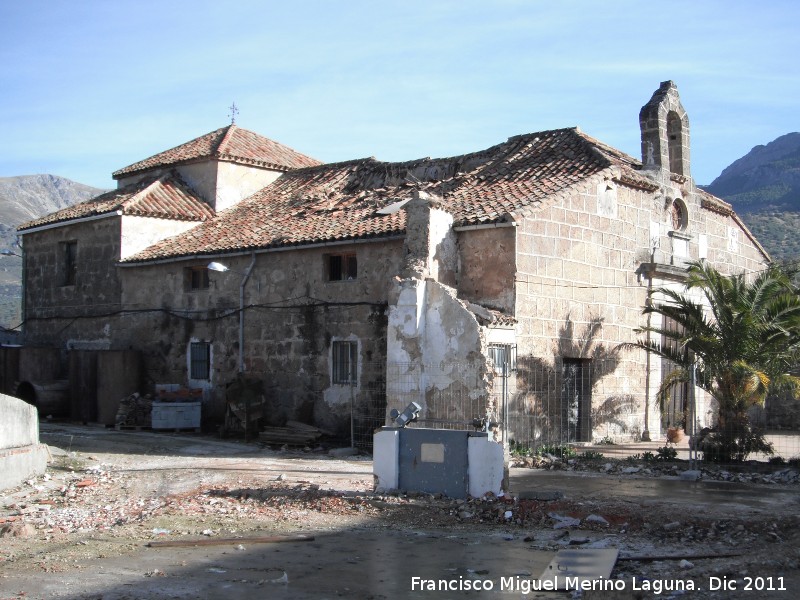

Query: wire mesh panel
[384,362,493,431]
[355,359,800,462]
[507,358,646,451]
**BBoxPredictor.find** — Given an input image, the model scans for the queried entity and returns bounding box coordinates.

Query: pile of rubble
[513,454,800,484]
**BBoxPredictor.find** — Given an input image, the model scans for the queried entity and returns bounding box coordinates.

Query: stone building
[15,82,769,445]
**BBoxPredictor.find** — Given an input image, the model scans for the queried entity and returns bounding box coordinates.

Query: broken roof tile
[120,127,640,263]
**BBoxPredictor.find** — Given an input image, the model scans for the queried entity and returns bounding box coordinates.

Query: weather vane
[228,102,239,124]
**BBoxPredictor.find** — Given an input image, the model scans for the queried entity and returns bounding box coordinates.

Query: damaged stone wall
[386,278,492,426]
[456,226,516,313]
[117,240,402,431]
[386,191,494,427]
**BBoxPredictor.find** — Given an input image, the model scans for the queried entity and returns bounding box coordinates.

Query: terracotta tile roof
[122,127,642,263]
[19,173,214,231]
[112,125,321,179]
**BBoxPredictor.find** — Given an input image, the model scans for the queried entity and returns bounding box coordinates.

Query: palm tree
[630,261,800,461]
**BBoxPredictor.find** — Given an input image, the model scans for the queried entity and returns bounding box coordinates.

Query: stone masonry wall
[513,167,770,442]
[23,217,123,349]
[117,240,403,430]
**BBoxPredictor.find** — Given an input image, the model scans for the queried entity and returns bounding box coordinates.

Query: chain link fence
[353,359,800,462]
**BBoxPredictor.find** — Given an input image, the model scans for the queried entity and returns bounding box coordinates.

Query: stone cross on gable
[228,102,239,124]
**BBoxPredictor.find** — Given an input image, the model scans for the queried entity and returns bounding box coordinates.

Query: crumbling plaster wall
[386,192,493,426]
[386,278,490,424]
[117,240,401,430]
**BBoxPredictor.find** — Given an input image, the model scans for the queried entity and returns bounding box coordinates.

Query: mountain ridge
[704,132,800,261]
[0,175,106,330]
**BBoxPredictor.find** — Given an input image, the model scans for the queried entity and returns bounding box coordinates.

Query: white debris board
[537,548,619,590]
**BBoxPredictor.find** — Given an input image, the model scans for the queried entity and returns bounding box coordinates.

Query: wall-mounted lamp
[207,255,256,373]
[207,261,229,273]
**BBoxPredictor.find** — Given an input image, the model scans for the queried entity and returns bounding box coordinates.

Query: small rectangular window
[328,253,357,281]
[488,344,516,372]
[62,241,78,286]
[332,340,357,384]
[189,341,211,380]
[185,266,210,290]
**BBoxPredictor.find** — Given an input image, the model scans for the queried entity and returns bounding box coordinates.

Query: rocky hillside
[705,132,800,261]
[0,175,105,330]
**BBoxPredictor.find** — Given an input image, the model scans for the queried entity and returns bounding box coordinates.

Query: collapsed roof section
[122,127,644,263]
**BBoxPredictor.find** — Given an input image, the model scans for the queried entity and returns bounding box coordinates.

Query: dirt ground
[1,424,798,599]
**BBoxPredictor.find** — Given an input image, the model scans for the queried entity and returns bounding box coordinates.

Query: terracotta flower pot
[666,427,684,443]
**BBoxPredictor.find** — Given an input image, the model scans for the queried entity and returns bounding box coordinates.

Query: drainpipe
[238,253,256,374]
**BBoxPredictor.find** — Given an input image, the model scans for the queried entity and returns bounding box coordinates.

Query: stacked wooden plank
[259,421,323,446]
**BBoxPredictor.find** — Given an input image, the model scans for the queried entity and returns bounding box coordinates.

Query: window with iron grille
[332,340,357,384]
[328,253,357,281]
[488,344,516,373]
[189,341,211,380]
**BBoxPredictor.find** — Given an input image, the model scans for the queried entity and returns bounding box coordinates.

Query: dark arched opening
[667,111,684,175]
[15,381,37,406]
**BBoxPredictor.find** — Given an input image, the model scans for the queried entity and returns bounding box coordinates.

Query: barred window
[332,340,357,384]
[488,344,516,372]
[189,342,211,380]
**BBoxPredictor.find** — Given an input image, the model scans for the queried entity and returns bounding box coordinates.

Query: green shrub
[535,444,577,459]
[580,450,605,460]
[655,445,678,461]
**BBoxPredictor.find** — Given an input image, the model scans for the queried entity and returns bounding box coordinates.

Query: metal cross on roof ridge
[228,102,239,124]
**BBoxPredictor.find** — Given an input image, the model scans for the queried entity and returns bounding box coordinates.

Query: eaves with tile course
[122,127,644,263]
[112,125,322,179]
[18,173,214,232]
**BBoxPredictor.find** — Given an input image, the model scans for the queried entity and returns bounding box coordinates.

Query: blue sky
[1,1,797,190]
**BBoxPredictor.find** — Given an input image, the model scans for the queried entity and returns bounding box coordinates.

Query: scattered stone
[586,514,609,526]
[549,513,581,529]
[0,522,36,538]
